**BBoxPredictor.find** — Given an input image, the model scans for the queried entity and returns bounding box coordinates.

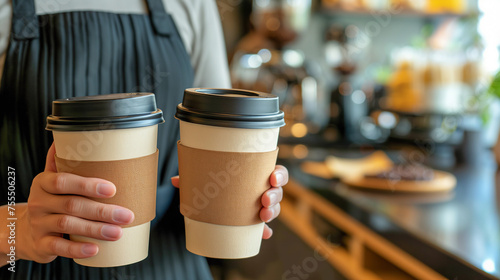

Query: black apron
[0,0,212,279]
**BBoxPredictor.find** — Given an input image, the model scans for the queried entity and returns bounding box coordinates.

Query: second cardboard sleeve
[177,142,279,226]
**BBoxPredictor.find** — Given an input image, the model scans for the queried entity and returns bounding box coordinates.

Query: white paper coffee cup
[47,93,164,267]
[176,88,285,259]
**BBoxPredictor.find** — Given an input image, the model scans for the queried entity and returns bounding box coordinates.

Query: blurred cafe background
[209,0,500,279]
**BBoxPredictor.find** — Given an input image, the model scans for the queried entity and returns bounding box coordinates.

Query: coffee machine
[230,0,324,139]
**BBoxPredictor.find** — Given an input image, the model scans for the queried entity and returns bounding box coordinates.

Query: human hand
[259,165,288,239]
[171,165,288,239]
[17,143,134,263]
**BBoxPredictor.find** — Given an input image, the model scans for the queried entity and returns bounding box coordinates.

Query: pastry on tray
[364,164,434,181]
[301,151,456,193]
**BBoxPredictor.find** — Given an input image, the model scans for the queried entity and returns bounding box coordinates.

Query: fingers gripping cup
[175,88,285,259]
[46,93,164,267]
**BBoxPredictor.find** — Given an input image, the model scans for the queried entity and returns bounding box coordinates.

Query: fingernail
[81,244,98,256]
[97,183,115,197]
[269,193,277,205]
[275,173,284,185]
[101,225,122,239]
[112,209,134,224]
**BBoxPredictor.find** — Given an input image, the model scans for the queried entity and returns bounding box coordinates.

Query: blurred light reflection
[292,144,308,159]
[482,258,496,273]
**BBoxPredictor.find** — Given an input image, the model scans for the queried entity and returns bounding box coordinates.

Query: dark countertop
[278,144,500,279]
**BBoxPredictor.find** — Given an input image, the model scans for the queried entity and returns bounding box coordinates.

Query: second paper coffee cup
[176,88,285,259]
[46,93,164,267]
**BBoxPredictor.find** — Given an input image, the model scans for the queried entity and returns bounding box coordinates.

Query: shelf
[320,6,479,19]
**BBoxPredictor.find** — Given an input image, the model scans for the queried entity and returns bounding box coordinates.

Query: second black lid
[175,88,285,129]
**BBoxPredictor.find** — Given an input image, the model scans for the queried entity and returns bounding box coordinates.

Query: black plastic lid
[46,93,164,131]
[175,88,285,129]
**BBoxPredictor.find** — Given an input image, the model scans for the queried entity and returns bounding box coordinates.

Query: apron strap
[12,0,39,40]
[145,0,173,37]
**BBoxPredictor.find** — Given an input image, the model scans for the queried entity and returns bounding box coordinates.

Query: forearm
[0,203,28,268]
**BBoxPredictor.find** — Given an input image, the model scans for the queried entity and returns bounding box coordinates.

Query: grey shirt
[0,0,231,88]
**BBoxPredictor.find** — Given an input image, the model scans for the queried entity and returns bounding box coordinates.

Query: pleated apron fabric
[0,0,212,278]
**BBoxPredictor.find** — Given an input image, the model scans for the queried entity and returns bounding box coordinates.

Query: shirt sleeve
[0,0,12,81]
[188,0,231,88]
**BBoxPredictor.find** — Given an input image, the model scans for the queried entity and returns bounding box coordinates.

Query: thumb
[44,142,57,172]
[171,176,179,188]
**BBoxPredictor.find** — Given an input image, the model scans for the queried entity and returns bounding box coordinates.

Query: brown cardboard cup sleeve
[54,150,159,228]
[177,142,279,226]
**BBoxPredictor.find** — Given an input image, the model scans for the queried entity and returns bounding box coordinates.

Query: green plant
[475,70,500,125]
[488,70,500,99]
